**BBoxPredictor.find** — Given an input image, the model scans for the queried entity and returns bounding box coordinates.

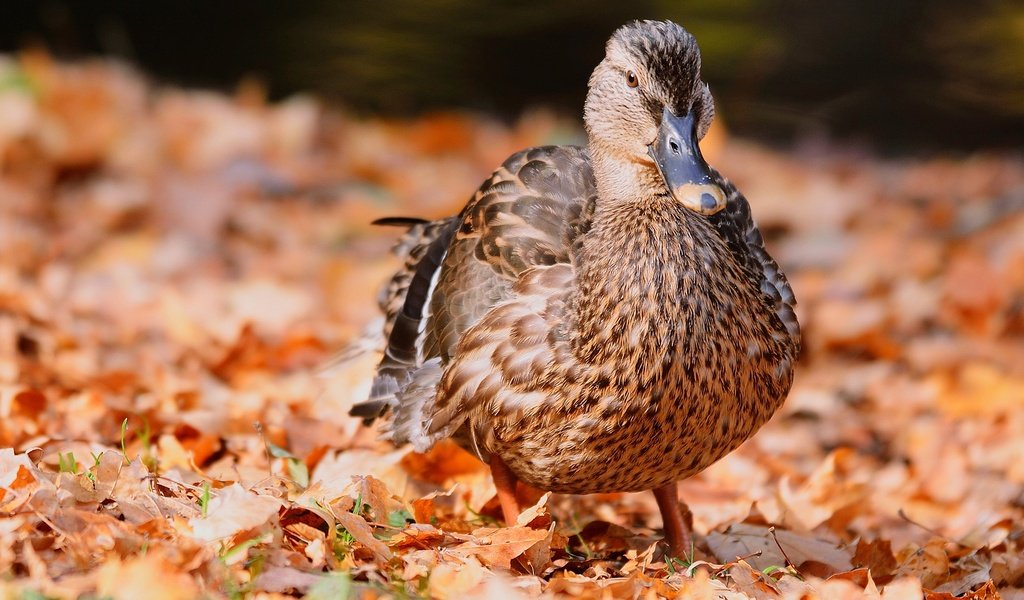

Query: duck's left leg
[653,482,693,558]
[489,453,521,525]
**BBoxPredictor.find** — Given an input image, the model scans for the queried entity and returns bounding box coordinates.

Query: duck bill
[648,108,726,215]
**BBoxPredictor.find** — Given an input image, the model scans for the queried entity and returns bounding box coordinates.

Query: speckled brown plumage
[350,19,800,555]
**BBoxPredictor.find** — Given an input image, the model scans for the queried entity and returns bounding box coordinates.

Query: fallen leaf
[451,526,550,570]
[854,537,899,580]
[728,560,780,599]
[336,509,393,563]
[706,523,853,575]
[895,539,950,590]
[252,566,325,593]
[188,483,284,542]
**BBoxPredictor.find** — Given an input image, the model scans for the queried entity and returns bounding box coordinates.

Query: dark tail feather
[349,397,390,423]
[349,362,403,424]
[372,216,429,227]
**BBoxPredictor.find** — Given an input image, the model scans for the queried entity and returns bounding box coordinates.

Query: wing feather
[710,174,801,349]
[352,145,597,432]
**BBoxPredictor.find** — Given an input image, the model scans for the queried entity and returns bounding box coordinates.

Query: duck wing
[709,174,801,349]
[351,145,596,432]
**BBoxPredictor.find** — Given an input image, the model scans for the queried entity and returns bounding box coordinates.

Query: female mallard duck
[351,19,800,556]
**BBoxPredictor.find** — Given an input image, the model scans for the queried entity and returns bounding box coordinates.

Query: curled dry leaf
[451,526,552,570]
[353,474,403,524]
[336,509,394,563]
[773,449,870,532]
[0,449,37,512]
[728,560,780,599]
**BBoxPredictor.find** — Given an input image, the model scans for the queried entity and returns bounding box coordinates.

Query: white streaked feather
[415,247,448,363]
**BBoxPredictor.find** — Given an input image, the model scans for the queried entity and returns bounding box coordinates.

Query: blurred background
[2,0,1022,152]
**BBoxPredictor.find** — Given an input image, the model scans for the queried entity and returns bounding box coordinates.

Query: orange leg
[653,482,692,558]
[489,453,521,526]
[516,480,545,508]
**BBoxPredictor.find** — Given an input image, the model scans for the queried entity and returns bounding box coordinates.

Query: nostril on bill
[701,193,717,211]
[669,139,680,155]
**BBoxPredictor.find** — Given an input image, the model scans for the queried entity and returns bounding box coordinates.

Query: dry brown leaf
[312,449,409,499]
[336,509,393,563]
[826,567,878,592]
[925,580,1001,600]
[390,523,448,551]
[728,560,780,599]
[515,491,551,528]
[895,539,951,590]
[707,523,853,575]
[0,450,38,512]
[409,484,458,526]
[451,526,551,570]
[990,550,1024,589]
[798,576,879,600]
[854,538,899,580]
[773,449,870,532]
[354,474,402,524]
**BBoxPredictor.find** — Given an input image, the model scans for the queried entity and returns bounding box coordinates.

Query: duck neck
[589,148,664,210]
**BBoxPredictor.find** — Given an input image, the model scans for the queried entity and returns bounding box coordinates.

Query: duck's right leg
[489,453,521,526]
[653,482,693,558]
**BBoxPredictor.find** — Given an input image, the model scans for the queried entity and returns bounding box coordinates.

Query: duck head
[584,20,725,215]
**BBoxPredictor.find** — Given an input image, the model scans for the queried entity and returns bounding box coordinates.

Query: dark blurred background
[2,0,1022,152]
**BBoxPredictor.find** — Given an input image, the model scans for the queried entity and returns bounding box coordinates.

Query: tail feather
[380,358,445,452]
[349,216,457,427]
[372,216,429,227]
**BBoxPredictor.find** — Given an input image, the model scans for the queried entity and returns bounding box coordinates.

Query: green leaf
[0,69,35,95]
[286,458,309,488]
[387,508,413,528]
[304,572,351,600]
[200,481,211,517]
[266,442,294,459]
[120,417,130,464]
[220,533,269,564]
[19,589,56,600]
[58,451,78,474]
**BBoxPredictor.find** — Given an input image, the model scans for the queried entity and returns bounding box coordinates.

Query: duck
[350,19,800,557]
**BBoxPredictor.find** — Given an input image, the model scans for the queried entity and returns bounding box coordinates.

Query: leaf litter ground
[0,54,1022,599]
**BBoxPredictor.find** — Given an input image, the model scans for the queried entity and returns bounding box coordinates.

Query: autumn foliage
[0,53,1023,599]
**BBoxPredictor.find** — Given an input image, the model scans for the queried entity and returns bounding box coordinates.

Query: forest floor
[1,54,1023,599]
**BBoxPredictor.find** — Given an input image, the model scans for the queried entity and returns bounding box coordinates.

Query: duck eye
[626,70,638,88]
